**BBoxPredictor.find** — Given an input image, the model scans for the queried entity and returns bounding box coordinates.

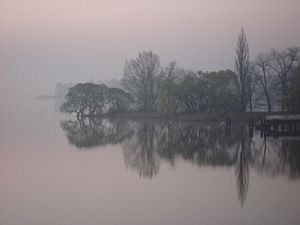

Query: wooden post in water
[264,118,267,137]
[226,119,231,136]
[248,118,254,138]
[260,119,264,138]
[276,119,279,138]
[272,119,276,138]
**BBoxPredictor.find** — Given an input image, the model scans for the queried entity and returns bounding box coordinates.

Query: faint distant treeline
[60,29,300,117]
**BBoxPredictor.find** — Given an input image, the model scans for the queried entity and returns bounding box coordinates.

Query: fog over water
[0,2,300,224]
[0,99,300,225]
[0,0,300,96]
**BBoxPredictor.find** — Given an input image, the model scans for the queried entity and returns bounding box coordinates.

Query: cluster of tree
[122,53,241,113]
[60,29,299,116]
[60,83,133,117]
[235,29,300,112]
[122,29,300,113]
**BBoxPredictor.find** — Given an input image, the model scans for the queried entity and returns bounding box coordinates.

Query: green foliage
[121,51,242,113]
[106,87,134,113]
[173,72,211,112]
[171,70,240,113]
[157,61,179,114]
[201,70,241,112]
[60,83,106,117]
[60,83,133,117]
[62,45,299,115]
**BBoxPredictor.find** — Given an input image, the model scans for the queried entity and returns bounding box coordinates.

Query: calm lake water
[0,97,300,225]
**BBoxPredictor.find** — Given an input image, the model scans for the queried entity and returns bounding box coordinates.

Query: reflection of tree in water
[234,125,251,207]
[60,118,134,148]
[252,137,300,179]
[123,122,159,178]
[285,141,300,178]
[156,122,240,167]
[121,120,300,207]
[122,121,242,179]
[60,118,300,206]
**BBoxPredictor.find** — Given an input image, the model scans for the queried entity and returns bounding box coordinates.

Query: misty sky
[0,0,299,96]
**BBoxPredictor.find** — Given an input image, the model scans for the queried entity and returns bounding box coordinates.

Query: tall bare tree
[289,65,300,112]
[253,53,273,112]
[248,63,258,112]
[270,47,300,111]
[122,51,161,112]
[235,28,251,112]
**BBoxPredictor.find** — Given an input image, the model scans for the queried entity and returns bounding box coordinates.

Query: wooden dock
[255,115,300,138]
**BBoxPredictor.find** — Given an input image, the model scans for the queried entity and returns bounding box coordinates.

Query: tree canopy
[60,83,133,117]
[122,51,161,112]
[61,32,300,115]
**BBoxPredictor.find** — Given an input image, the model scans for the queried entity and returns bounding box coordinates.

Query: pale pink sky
[0,0,299,95]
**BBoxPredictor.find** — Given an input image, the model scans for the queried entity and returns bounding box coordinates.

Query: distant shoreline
[35,95,58,100]
[80,111,300,122]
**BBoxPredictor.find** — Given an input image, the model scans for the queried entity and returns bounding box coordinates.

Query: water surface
[0,97,299,225]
